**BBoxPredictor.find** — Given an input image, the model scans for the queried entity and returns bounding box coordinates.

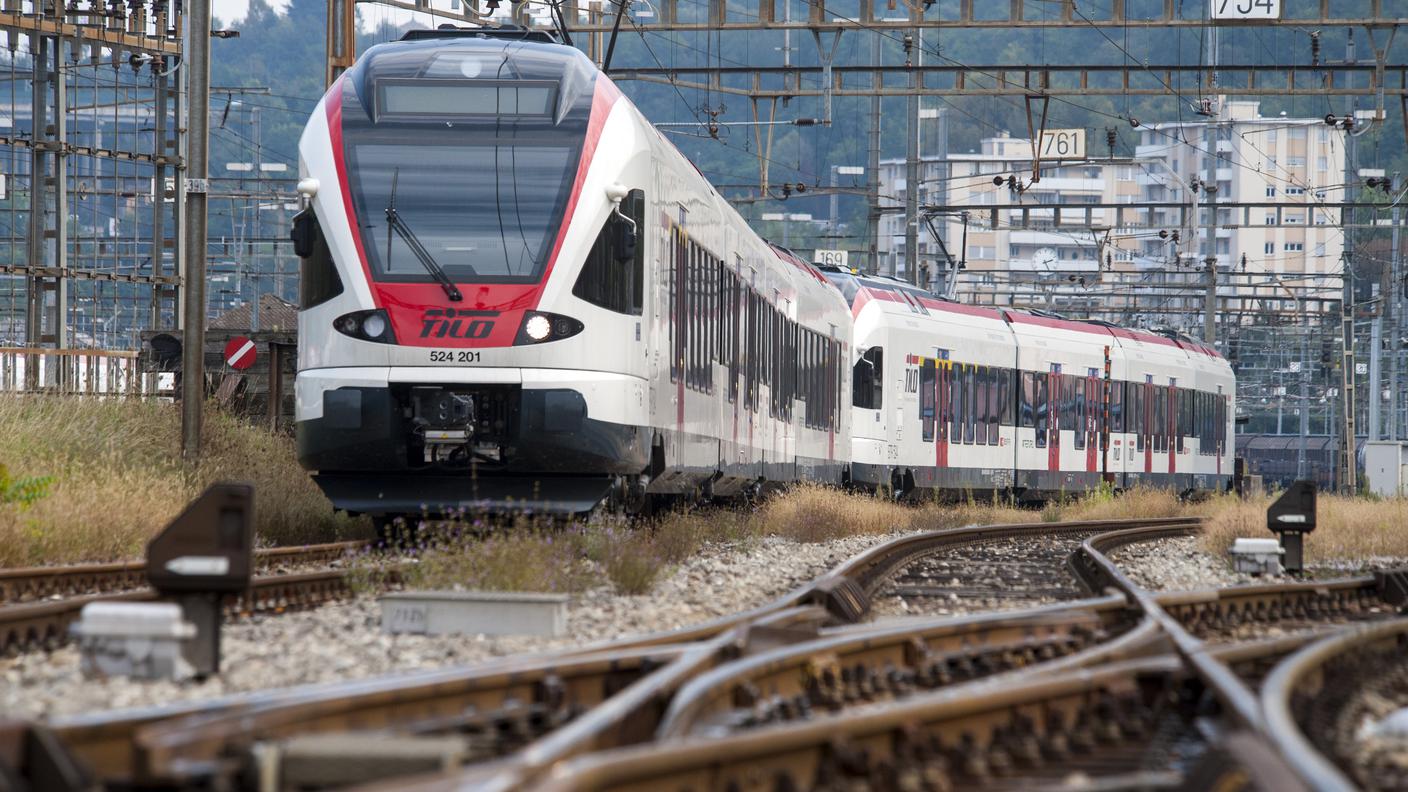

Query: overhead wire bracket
[1024,94,1049,184]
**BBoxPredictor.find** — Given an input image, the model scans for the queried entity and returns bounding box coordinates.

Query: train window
[940,366,951,439]
[999,368,1014,427]
[572,189,645,315]
[1155,389,1166,453]
[1110,381,1124,434]
[293,209,345,310]
[1020,372,1036,428]
[965,366,977,445]
[1134,384,1145,453]
[920,360,936,442]
[988,368,1001,445]
[1074,378,1086,451]
[1034,374,1048,449]
[950,364,965,443]
[973,367,988,446]
[1176,389,1186,453]
[669,230,683,383]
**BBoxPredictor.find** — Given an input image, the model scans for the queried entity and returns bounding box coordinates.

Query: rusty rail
[1262,617,1408,792]
[0,568,358,655]
[0,540,366,604]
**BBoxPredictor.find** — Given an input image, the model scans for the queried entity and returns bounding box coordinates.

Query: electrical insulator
[1240,253,1248,271]
[1310,31,1321,67]
[1158,229,1170,239]
[992,175,1006,186]
[795,183,806,193]
[1105,127,1117,154]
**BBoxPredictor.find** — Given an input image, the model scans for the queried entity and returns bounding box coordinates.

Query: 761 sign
[1212,0,1280,21]
[1038,129,1086,161]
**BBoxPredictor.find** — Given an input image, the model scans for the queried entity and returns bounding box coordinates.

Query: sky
[212,0,288,24]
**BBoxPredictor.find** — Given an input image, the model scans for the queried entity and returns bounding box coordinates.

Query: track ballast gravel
[2,533,894,721]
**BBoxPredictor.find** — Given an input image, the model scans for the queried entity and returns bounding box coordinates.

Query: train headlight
[361,313,388,339]
[514,311,584,345]
[333,309,397,344]
[524,314,552,342]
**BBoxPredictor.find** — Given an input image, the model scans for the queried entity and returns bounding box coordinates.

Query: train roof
[818,264,1225,360]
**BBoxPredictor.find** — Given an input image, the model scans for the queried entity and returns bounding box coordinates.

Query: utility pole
[1390,205,1403,441]
[1299,298,1310,478]
[1339,32,1358,492]
[182,0,213,460]
[865,32,881,276]
[903,25,919,285]
[1202,181,1219,345]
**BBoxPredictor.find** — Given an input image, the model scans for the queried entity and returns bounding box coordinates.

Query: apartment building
[874,101,1345,313]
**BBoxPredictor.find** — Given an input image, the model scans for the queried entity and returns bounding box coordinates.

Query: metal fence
[0,347,170,396]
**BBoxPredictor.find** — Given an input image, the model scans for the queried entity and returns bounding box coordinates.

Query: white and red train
[827,269,1234,501]
[290,28,1233,518]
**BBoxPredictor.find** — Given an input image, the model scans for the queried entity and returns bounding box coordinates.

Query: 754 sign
[1211,0,1280,20]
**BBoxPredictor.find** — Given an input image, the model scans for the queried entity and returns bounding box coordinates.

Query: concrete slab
[380,590,569,637]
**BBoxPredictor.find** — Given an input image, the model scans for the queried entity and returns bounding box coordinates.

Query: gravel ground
[870,535,1090,619]
[1,533,894,721]
[1111,536,1408,592]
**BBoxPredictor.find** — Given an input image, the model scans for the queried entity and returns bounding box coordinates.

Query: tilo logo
[420,309,496,339]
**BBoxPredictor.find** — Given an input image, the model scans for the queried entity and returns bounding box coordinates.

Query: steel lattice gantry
[0,0,182,382]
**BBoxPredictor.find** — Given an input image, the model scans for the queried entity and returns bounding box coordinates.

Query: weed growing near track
[0,395,366,566]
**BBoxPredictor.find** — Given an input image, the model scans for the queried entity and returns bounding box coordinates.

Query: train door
[1047,365,1060,474]
[1142,378,1153,476]
[936,361,949,471]
[1085,371,1099,476]
[1167,381,1178,476]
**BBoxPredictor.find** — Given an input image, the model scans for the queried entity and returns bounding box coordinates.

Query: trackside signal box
[146,482,254,675]
[1266,480,1316,574]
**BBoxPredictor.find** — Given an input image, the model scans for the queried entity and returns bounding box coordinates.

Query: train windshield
[345,130,581,284]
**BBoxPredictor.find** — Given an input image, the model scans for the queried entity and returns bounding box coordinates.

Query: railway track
[9,513,1406,791]
[0,542,370,655]
[1263,618,1408,792]
[0,540,366,604]
[34,517,1192,789]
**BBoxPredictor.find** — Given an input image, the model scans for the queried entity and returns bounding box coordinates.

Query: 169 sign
[1211,0,1279,21]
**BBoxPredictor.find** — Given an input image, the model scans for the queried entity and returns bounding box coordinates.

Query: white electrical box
[71,602,196,680]
[1364,441,1408,498]
[1230,537,1284,576]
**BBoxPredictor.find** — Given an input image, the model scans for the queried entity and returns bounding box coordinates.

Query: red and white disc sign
[224,336,257,370]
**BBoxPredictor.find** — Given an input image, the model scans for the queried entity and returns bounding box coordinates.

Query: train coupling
[410,387,481,461]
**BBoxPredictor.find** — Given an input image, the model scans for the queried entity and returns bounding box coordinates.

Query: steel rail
[1156,575,1389,638]
[654,595,1142,739]
[28,515,1200,790]
[1261,617,1408,792]
[365,518,1201,791]
[1071,522,1267,730]
[0,540,366,604]
[0,569,357,655]
[523,657,1187,792]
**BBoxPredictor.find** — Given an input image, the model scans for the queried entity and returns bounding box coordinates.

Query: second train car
[825,267,1235,501]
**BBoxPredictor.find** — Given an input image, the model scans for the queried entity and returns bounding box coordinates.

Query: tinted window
[573,190,644,315]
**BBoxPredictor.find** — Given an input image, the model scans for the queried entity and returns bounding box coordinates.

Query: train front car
[292,30,653,516]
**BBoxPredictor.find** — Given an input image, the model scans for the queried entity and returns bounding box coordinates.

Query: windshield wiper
[385,169,463,302]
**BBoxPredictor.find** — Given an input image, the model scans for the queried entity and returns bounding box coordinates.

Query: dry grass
[757,483,912,542]
[395,527,597,593]
[1196,491,1408,563]
[0,395,366,567]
